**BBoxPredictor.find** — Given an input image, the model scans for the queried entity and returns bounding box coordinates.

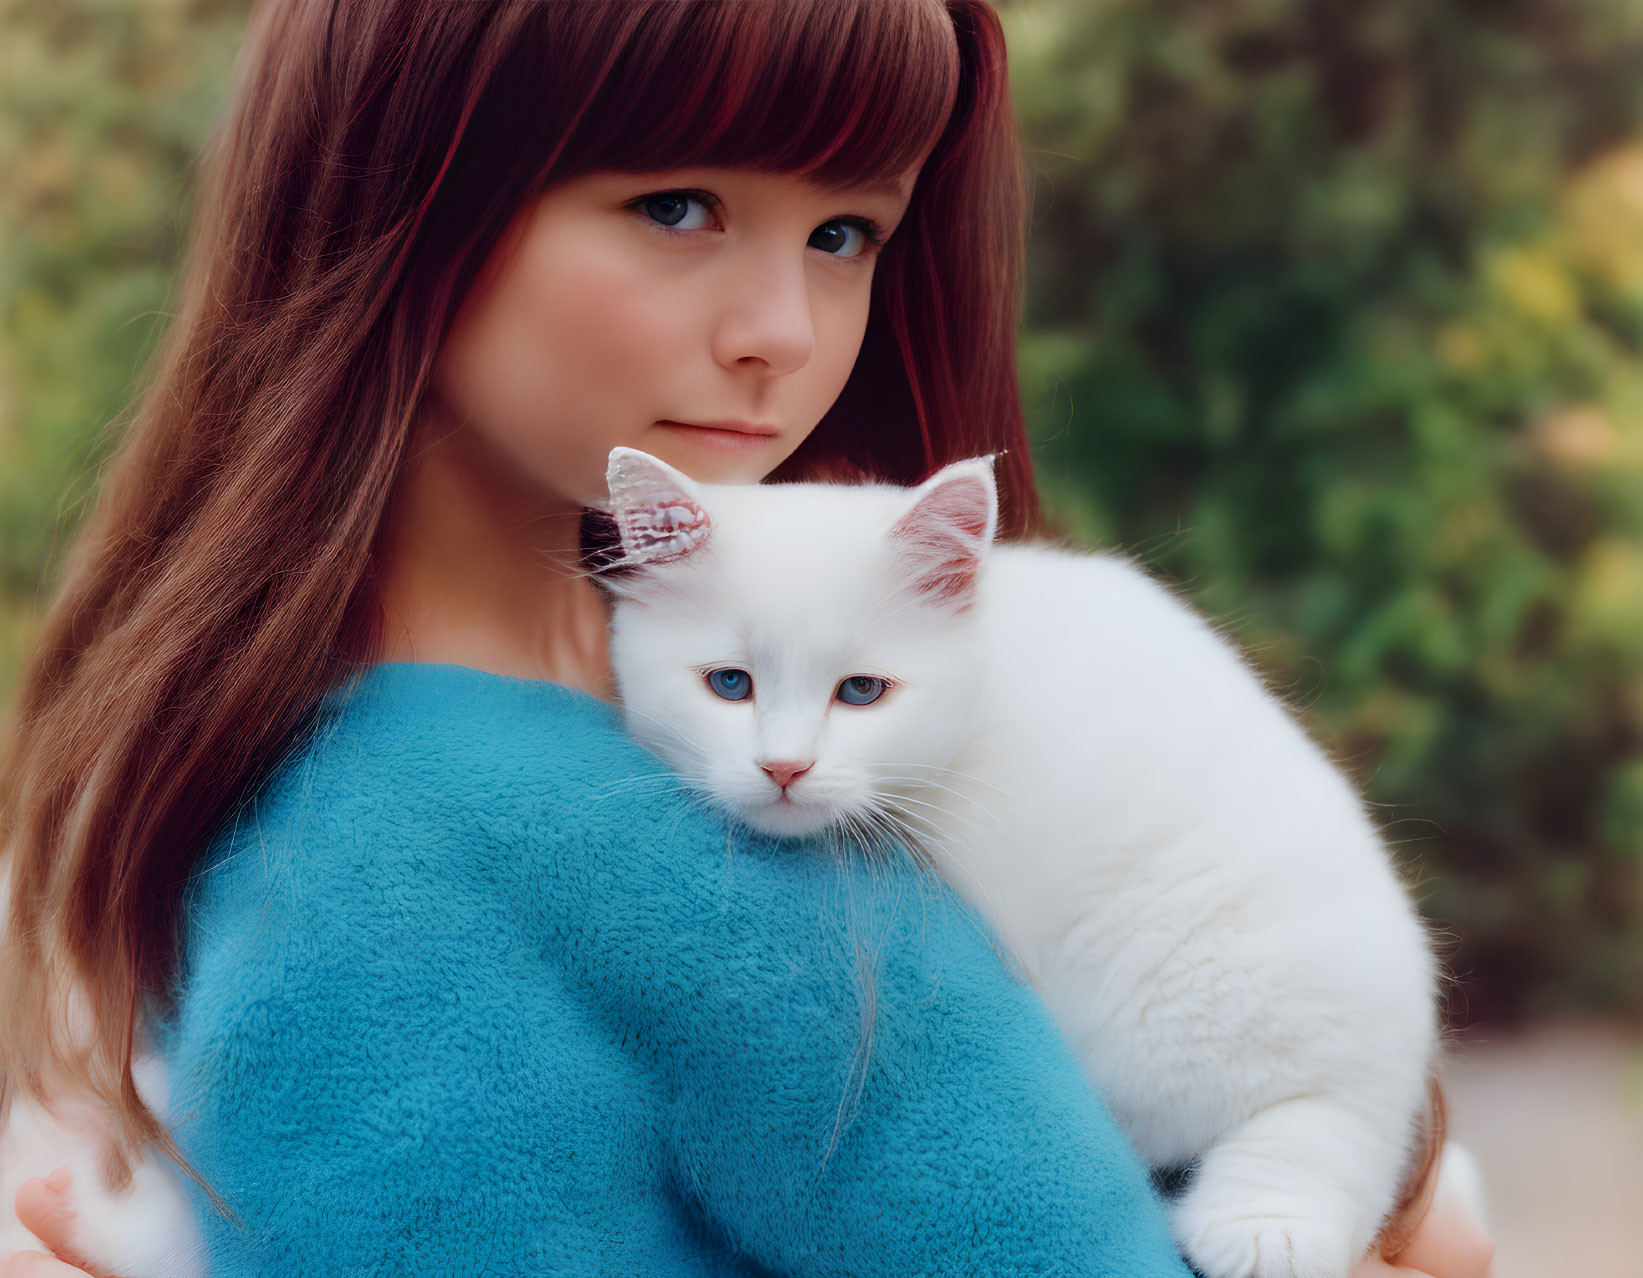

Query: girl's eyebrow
[627,168,912,202]
[833,177,914,200]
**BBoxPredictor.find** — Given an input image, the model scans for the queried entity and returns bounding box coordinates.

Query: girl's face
[431,166,923,509]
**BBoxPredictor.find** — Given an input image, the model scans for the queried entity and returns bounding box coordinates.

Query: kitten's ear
[605,447,712,566]
[887,457,998,608]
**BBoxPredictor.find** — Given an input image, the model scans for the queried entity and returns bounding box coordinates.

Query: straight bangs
[553,0,961,188]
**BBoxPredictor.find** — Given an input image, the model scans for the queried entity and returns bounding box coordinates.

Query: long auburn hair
[0,0,1035,1183]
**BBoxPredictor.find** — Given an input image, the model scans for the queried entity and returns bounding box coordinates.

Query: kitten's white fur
[603,447,1441,1278]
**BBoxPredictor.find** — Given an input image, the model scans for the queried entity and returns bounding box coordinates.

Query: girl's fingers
[1390,1187,1497,1278]
[0,1253,96,1278]
[12,1170,104,1278]
[1351,1263,1436,1278]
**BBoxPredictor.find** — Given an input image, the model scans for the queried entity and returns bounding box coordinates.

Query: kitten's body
[936,545,1432,1182]
[604,449,1438,1278]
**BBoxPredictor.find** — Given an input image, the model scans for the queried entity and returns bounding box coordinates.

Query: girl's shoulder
[307,659,640,796]
[235,660,659,854]
[184,661,692,955]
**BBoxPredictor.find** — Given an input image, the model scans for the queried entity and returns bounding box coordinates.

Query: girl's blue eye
[639,192,714,231]
[707,668,753,701]
[808,219,876,259]
[836,676,887,706]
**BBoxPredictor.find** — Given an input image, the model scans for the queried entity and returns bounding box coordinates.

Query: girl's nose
[712,252,815,376]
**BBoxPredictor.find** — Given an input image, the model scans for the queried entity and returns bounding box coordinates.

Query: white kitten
[601,446,1441,1278]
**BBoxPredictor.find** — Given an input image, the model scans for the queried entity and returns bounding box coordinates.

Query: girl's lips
[655,420,779,454]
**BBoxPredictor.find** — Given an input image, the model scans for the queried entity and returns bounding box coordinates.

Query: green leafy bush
[0,0,244,610]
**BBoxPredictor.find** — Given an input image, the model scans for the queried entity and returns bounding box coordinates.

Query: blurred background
[2,0,1639,1271]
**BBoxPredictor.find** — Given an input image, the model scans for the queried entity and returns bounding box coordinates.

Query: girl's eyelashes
[632,189,720,232]
[808,218,883,260]
[628,188,886,258]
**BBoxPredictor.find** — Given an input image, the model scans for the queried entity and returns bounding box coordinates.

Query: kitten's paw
[1172,1199,1355,1278]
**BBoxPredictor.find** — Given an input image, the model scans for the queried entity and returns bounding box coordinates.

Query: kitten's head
[601,447,996,840]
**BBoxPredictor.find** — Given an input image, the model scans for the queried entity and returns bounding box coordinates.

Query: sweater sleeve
[165,664,1189,1277]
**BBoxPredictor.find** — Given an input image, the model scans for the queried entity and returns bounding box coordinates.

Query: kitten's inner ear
[605,447,712,565]
[887,458,999,607]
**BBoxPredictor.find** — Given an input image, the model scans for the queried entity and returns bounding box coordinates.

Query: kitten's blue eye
[707,668,753,701]
[808,219,876,259]
[836,676,887,706]
[638,191,714,230]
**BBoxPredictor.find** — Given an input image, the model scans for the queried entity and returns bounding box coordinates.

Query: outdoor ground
[1444,1020,1643,1277]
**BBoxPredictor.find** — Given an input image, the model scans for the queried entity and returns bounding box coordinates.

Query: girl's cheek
[525,252,691,380]
[810,280,875,389]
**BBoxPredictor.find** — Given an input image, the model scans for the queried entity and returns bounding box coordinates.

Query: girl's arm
[163,797,1194,1274]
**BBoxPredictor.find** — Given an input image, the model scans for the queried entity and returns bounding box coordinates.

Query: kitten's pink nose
[760,760,814,790]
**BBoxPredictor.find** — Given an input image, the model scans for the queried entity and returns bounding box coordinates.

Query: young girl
[0,0,1491,1273]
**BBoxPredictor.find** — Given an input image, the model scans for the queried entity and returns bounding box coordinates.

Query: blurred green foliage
[2,0,1640,1020]
[1006,0,1643,1020]
[0,0,244,692]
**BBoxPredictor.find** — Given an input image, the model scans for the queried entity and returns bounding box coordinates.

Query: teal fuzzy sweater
[164,662,1191,1276]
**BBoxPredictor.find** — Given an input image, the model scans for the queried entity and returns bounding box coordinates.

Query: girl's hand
[1,1169,109,1278]
[1353,1167,1497,1278]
